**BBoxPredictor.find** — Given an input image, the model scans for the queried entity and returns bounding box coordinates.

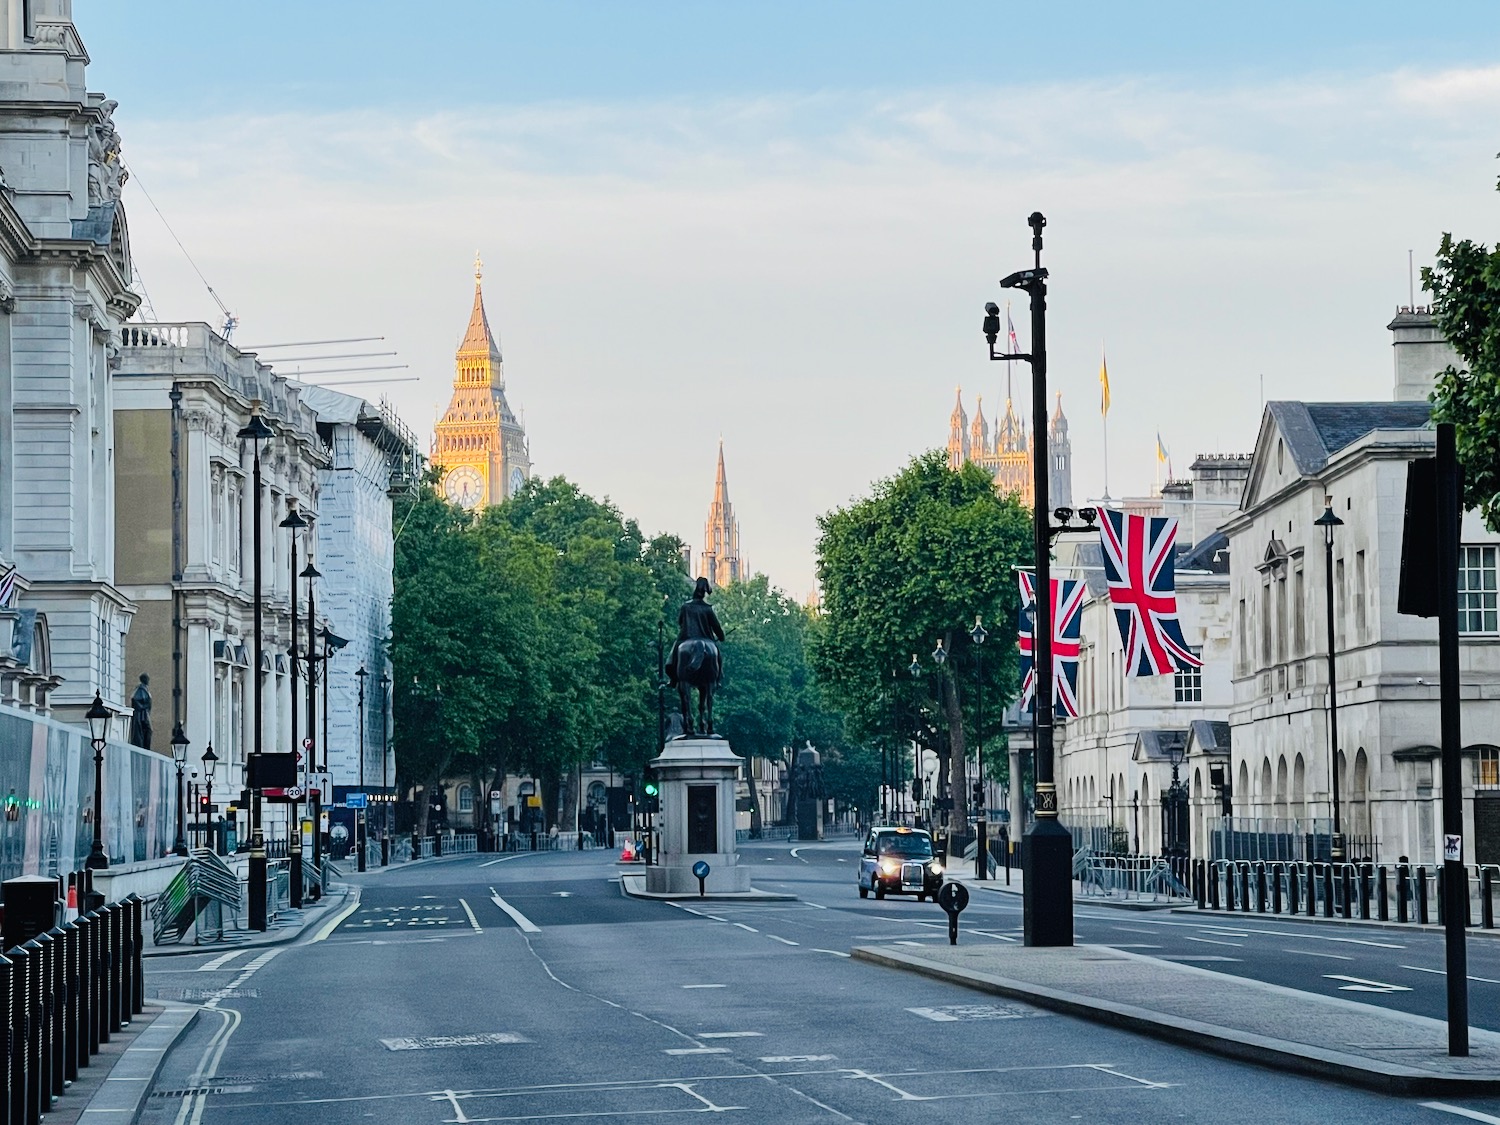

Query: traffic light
[971,781,984,808]
[199,794,210,813]
[644,779,660,815]
[623,773,637,804]
[910,778,923,801]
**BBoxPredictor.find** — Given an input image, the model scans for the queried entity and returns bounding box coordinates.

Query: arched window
[1275,756,1289,821]
[458,785,474,813]
[1292,754,1307,817]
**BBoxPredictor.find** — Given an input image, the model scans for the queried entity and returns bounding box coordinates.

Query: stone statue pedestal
[646,738,751,894]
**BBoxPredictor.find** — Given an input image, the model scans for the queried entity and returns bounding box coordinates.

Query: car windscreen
[876,835,933,857]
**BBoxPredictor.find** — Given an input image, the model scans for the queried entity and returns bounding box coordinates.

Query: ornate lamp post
[170,722,190,856]
[1315,501,1346,863]
[907,654,922,827]
[1162,743,1189,863]
[301,560,321,881]
[930,638,951,853]
[970,614,988,879]
[202,743,220,855]
[378,670,391,865]
[85,691,111,869]
[237,407,274,930]
[355,664,368,872]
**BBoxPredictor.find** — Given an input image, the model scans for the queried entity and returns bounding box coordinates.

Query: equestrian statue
[665,577,724,738]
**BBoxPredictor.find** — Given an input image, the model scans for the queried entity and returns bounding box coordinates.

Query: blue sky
[76,3,1500,595]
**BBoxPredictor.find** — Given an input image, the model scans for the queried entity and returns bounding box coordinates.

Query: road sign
[692,860,710,898]
[284,785,304,800]
[937,881,969,946]
[1444,834,1463,862]
[346,792,368,809]
[489,791,502,813]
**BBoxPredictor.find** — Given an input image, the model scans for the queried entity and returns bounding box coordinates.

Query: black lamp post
[301,561,321,880]
[982,210,1073,946]
[379,670,390,865]
[85,691,111,869]
[907,654,921,826]
[356,664,368,872]
[1162,744,1189,862]
[1315,501,1346,862]
[202,743,219,855]
[931,638,951,853]
[970,614,988,879]
[170,722,190,856]
[237,407,274,930]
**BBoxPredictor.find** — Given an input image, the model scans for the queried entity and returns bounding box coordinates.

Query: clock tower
[432,256,531,510]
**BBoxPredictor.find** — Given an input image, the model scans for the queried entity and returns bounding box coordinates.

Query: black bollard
[1239,863,1252,913]
[1256,863,1268,913]
[10,943,29,1125]
[1322,864,1335,918]
[1272,864,1283,914]
[1288,864,1300,915]
[1209,863,1221,911]
[1397,864,1409,924]
[1377,865,1390,922]
[1340,866,1353,920]
[21,939,43,1125]
[1484,868,1495,930]
[130,896,145,1016]
[46,928,64,1102]
[1359,866,1372,921]
[61,919,79,1084]
[1,953,12,1124]
[107,904,124,1034]
[1417,866,1430,924]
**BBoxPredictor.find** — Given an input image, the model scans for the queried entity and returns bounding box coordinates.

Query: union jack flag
[1097,508,1202,676]
[1018,571,1085,718]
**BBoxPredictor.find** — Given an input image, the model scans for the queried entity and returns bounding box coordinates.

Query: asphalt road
[135,840,1500,1124]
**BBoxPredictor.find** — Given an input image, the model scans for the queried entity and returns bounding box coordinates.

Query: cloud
[116,66,1500,596]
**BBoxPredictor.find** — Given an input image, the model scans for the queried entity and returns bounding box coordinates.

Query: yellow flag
[1099,349,1111,417]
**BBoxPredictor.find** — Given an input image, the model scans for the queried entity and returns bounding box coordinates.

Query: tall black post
[238,411,272,931]
[973,620,987,880]
[173,760,186,857]
[303,565,320,873]
[1436,422,1469,1056]
[379,672,390,865]
[1317,503,1346,862]
[356,666,367,872]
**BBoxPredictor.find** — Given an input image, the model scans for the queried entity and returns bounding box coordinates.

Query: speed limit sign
[285,785,304,800]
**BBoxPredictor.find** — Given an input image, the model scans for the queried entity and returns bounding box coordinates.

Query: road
[136,839,1500,1124]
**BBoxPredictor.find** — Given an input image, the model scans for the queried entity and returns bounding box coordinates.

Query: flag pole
[1100,343,1111,500]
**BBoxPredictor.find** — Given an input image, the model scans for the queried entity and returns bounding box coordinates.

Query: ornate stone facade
[700,441,741,588]
[946,388,1071,509]
[431,258,530,510]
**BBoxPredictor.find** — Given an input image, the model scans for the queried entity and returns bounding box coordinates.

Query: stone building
[700,440,742,588]
[947,387,1071,509]
[431,258,530,511]
[113,323,328,814]
[0,0,142,728]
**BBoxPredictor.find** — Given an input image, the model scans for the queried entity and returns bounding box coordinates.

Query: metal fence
[1207,815,1380,864]
[1195,859,1500,927]
[1075,850,1193,900]
[2,871,147,1125]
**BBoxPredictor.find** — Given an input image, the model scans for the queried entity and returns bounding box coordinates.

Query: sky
[76,1,1500,598]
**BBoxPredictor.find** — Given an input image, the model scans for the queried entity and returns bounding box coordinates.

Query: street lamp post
[170,722,190,857]
[237,407,274,930]
[203,744,219,855]
[970,615,988,879]
[301,561,321,880]
[379,671,391,865]
[85,692,111,869]
[930,639,951,857]
[1163,745,1189,863]
[1315,501,1346,863]
[356,665,368,872]
[983,211,1072,946]
[189,772,198,843]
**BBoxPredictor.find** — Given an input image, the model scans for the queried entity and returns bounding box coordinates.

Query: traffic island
[619,872,797,902]
[646,737,752,895]
[851,941,1500,1096]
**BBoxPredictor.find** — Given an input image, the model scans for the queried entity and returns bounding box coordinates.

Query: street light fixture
[1315,500,1346,863]
[983,210,1073,947]
[300,560,321,888]
[85,691,111,870]
[279,501,308,889]
[1163,743,1189,863]
[356,664,368,872]
[237,406,274,929]
[170,722,190,856]
[202,743,220,854]
[970,614,988,880]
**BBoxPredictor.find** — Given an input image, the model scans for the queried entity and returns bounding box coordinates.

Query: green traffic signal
[644,781,659,797]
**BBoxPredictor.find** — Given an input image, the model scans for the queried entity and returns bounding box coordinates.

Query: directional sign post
[937,880,969,946]
[347,792,368,810]
[692,860,710,898]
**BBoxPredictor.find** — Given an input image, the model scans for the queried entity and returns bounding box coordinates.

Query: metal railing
[2,871,146,1125]
[1207,815,1380,864]
[1076,851,1192,900]
[150,849,243,946]
[1195,859,1500,927]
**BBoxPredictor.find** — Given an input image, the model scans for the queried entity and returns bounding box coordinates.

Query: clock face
[509,467,525,497]
[443,465,484,509]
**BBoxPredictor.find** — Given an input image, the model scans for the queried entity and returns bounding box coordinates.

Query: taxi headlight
[929,862,943,875]
[880,859,899,875]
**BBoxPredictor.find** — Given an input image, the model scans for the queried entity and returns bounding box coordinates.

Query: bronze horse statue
[666,577,724,738]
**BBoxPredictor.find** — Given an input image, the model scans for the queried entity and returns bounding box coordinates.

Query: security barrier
[1193,858,1500,928]
[2,869,145,1124]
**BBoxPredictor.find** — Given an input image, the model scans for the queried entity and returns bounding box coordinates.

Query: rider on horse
[666,577,724,688]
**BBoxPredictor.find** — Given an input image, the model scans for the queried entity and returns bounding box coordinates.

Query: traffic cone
[621,839,636,862]
[65,881,78,923]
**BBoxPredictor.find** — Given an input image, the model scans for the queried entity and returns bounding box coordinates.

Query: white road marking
[1324,974,1411,993]
[488,887,541,933]
[309,894,362,943]
[971,930,1019,942]
[1184,936,1243,947]
[804,902,827,910]
[908,1007,961,1021]
[1423,1102,1500,1124]
[767,935,799,946]
[664,1047,730,1055]
[789,848,809,864]
[895,940,925,947]
[1158,955,1242,962]
[1402,965,1500,984]
[553,891,572,897]
[459,898,482,933]
[812,949,851,958]
[682,984,726,989]
[733,923,758,933]
[1103,943,1161,949]
[1324,936,1405,949]
[1283,948,1354,961]
[195,950,246,972]
[698,1031,762,1039]
[761,1055,837,1063]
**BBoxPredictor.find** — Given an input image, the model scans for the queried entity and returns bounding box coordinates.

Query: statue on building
[86,99,126,207]
[127,673,152,750]
[664,577,725,738]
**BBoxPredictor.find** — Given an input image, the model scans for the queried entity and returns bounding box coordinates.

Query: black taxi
[857,826,943,901]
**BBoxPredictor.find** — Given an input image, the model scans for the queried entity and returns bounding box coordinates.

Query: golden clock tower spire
[431,256,531,510]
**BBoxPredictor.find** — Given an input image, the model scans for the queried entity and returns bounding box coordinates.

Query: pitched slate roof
[1267,401,1431,475]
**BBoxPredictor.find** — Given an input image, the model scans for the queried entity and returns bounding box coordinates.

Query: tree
[812,451,1033,838]
[1425,173,1500,528]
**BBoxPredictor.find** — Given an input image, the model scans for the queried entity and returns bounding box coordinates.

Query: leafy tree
[812,451,1032,837]
[1425,171,1500,528]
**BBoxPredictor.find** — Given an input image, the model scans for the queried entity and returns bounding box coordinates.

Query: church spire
[459,251,502,364]
[701,439,741,588]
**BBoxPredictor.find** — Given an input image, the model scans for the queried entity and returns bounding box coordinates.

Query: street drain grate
[907,1004,1047,1021]
[151,988,260,1001]
[150,1086,254,1098]
[380,1032,530,1050]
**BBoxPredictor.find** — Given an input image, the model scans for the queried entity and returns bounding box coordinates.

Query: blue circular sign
[692,860,711,879]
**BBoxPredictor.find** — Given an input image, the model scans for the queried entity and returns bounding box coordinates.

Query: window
[1174,648,1203,703]
[1335,558,1346,647]
[1480,747,1499,788]
[458,785,474,813]
[1354,550,1367,636]
[1459,546,1499,634]
[1237,598,1247,671]
[1275,575,1287,663]
[1260,582,1272,665]
[1293,567,1306,654]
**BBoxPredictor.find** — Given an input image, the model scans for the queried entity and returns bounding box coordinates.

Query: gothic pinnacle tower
[700,440,742,588]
